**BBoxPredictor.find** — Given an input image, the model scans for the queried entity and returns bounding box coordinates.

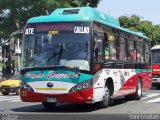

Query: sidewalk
[0,77,6,82]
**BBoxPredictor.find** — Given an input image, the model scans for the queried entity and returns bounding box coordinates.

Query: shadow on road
[11,103,100,113]
[151,85,159,90]
[8,85,160,113]
[11,99,131,113]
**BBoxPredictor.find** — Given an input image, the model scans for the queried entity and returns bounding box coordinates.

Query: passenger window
[94,32,103,62]
[129,40,136,61]
[104,34,116,60]
[119,37,127,61]
[137,42,144,62]
[145,43,150,63]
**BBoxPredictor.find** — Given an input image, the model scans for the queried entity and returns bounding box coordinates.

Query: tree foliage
[0,0,101,42]
[118,15,160,46]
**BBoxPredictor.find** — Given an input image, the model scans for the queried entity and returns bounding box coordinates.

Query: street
[0,86,160,120]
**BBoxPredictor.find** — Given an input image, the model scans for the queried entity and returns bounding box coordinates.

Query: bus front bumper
[20,87,93,103]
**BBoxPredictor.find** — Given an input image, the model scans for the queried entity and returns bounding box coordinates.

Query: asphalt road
[0,86,160,120]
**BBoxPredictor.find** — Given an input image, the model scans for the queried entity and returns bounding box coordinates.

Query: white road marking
[0,95,20,102]
[9,100,22,102]
[145,97,160,103]
[0,96,19,98]
[141,93,160,100]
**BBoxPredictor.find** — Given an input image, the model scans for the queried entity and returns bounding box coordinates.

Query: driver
[31,45,46,66]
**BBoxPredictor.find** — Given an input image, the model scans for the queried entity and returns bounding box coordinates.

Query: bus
[151,45,160,88]
[20,7,152,109]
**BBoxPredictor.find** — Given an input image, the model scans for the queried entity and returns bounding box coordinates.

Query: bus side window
[119,37,127,61]
[145,43,150,63]
[104,34,109,60]
[129,40,136,61]
[105,34,116,60]
[137,42,144,62]
[94,32,103,62]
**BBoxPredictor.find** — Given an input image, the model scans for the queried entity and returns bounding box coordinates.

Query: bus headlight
[20,82,34,92]
[69,79,92,93]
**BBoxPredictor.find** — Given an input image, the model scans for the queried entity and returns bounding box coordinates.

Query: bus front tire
[132,79,142,100]
[96,85,110,108]
[42,102,57,109]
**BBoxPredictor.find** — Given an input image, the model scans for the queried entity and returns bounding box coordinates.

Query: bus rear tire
[42,102,57,109]
[96,85,110,108]
[132,79,142,100]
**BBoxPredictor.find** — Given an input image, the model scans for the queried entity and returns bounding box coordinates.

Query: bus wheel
[42,102,57,109]
[2,92,9,95]
[132,79,142,100]
[96,85,110,108]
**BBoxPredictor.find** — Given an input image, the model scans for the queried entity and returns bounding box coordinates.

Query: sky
[97,0,160,25]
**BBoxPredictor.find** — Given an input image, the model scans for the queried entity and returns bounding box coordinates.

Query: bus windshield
[21,22,91,71]
[152,50,160,64]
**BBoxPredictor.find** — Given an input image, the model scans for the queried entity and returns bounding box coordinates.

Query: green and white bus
[20,7,152,109]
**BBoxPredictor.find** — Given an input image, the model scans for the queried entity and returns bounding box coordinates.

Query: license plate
[47,97,57,103]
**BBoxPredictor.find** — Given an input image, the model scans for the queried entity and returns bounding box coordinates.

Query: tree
[118,15,160,46]
[0,0,101,75]
[0,0,101,40]
[119,15,141,31]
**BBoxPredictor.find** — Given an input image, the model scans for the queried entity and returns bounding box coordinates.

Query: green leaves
[0,0,101,43]
[118,15,160,46]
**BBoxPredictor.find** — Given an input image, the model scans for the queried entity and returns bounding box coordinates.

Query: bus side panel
[93,69,134,102]
[93,69,152,102]
[115,69,152,97]
[93,70,105,102]
[141,72,152,91]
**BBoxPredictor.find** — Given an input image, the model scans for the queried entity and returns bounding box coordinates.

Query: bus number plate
[47,97,57,103]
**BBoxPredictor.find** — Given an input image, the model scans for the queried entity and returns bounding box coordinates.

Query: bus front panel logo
[47,82,54,88]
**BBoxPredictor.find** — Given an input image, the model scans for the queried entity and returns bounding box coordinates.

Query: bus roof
[151,45,160,50]
[27,7,148,39]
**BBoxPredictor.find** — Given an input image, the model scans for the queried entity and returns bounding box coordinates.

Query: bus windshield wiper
[46,45,64,64]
